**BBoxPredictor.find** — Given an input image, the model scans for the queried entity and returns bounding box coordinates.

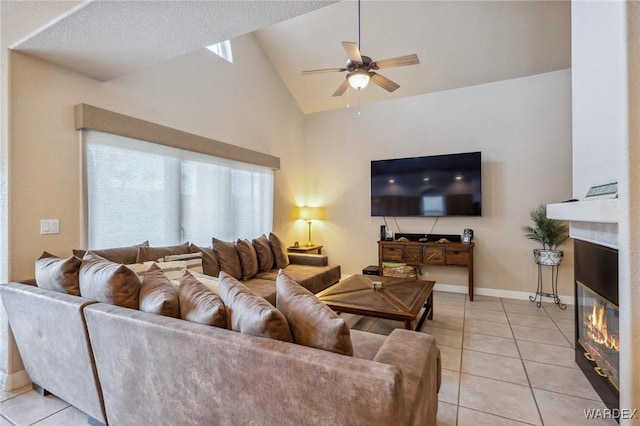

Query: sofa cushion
[218,272,293,342]
[236,239,259,280]
[212,238,242,280]
[255,264,340,294]
[269,233,289,269]
[350,329,387,360]
[35,252,82,296]
[136,242,190,263]
[73,241,149,265]
[241,278,276,306]
[276,269,352,356]
[189,243,220,277]
[79,253,141,309]
[179,271,226,328]
[139,264,181,318]
[252,234,274,272]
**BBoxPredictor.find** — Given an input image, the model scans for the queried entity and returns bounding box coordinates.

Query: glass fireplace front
[576,280,619,392]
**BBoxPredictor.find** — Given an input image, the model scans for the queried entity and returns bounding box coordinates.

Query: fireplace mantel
[547,199,618,223]
[547,199,619,249]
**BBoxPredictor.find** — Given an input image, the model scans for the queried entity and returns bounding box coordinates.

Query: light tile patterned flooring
[0,291,617,425]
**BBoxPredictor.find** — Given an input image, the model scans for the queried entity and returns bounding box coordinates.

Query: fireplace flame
[587,303,619,352]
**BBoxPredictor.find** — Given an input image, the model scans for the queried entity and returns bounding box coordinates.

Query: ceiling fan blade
[332,79,349,97]
[371,54,419,70]
[301,67,347,76]
[370,72,400,93]
[342,41,363,64]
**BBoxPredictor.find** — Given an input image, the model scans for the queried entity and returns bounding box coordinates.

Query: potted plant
[522,204,570,266]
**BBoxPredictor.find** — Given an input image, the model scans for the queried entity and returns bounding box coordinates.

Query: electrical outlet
[40,219,60,235]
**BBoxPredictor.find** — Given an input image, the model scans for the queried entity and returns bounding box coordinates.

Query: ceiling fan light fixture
[347,69,371,90]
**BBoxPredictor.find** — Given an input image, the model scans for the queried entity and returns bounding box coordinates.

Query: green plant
[522,204,569,250]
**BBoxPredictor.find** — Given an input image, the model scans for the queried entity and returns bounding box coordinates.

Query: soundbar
[394,233,461,243]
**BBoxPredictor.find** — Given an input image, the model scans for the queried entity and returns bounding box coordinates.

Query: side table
[287,245,323,255]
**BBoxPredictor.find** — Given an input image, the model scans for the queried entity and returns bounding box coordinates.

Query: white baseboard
[340,275,574,306]
[434,282,574,305]
[0,369,30,391]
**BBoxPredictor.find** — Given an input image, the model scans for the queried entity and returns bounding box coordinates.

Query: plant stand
[529,249,566,309]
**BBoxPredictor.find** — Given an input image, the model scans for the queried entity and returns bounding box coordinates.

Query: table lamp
[299,206,323,247]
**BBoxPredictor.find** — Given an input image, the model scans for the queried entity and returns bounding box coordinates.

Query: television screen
[371,151,482,217]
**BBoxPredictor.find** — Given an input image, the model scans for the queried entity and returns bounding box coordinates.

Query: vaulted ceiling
[7,0,571,115]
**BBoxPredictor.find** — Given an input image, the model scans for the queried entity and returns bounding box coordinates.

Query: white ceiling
[255,1,571,113]
[9,0,570,115]
[10,0,337,81]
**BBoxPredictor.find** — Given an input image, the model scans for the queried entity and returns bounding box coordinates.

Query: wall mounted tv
[371,151,482,217]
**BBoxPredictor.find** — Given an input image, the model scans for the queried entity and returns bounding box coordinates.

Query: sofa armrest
[373,329,440,426]
[0,283,107,423]
[287,253,329,266]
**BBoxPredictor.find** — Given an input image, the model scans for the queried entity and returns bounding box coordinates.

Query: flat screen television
[371,151,482,217]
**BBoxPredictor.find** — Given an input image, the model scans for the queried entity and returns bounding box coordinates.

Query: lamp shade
[347,70,371,90]
[299,206,323,221]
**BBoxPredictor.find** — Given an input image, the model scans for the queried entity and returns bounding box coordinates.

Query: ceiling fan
[301,0,419,97]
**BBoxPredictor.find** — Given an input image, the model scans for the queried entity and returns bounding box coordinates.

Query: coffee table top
[316,274,435,323]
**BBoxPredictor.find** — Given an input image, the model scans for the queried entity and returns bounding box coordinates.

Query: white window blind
[84,130,274,248]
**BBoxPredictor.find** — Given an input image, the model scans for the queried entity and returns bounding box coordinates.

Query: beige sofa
[2,281,440,425]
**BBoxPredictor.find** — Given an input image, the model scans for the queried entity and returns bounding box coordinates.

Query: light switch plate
[40,219,60,235]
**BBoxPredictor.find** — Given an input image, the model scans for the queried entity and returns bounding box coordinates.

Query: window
[84,130,273,248]
[206,40,233,63]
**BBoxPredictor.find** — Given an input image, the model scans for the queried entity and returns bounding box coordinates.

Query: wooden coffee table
[316,274,434,331]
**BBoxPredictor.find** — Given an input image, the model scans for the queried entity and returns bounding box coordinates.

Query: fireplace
[574,239,619,411]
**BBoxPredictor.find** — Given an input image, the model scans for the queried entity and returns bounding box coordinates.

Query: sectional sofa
[1,237,441,425]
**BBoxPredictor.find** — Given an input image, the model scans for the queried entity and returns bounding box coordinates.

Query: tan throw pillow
[218,271,293,342]
[136,242,190,263]
[139,264,180,318]
[276,269,353,356]
[189,244,220,277]
[73,241,149,264]
[252,234,274,272]
[236,239,259,280]
[179,270,226,327]
[79,253,141,309]
[212,238,242,280]
[269,233,289,269]
[35,252,82,295]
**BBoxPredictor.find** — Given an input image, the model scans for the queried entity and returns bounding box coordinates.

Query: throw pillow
[212,238,242,280]
[35,251,82,295]
[139,264,180,318]
[189,243,220,277]
[136,242,190,263]
[163,252,202,262]
[73,241,149,265]
[236,239,259,280]
[179,270,226,328]
[269,233,290,269]
[252,234,274,272]
[276,269,353,356]
[79,253,141,309]
[218,271,293,342]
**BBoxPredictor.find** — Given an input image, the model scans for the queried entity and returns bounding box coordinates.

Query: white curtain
[84,130,274,249]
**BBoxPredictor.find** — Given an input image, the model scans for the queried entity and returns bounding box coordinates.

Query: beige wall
[302,70,573,298]
[8,34,306,282]
[0,0,85,389]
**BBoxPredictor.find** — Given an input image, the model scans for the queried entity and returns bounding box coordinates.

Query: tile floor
[345,291,617,426]
[0,291,617,425]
